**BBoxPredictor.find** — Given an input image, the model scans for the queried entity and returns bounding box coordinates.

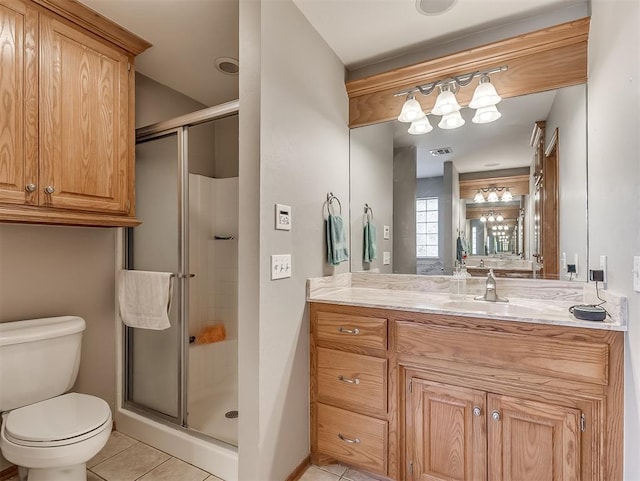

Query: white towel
[117,270,173,330]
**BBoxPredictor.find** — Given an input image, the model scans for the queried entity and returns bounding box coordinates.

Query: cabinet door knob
[44,186,55,194]
[473,406,482,417]
[338,375,360,385]
[492,410,501,421]
[338,433,361,444]
[338,327,360,335]
[25,184,36,193]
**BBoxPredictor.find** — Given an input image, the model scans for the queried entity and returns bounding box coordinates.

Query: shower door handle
[173,273,196,279]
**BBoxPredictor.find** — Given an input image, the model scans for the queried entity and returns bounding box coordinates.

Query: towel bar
[171,273,196,278]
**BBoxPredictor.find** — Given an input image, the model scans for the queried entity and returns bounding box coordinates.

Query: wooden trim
[285,455,311,481]
[29,0,151,55]
[0,466,18,481]
[459,174,530,199]
[346,17,589,128]
[0,206,141,227]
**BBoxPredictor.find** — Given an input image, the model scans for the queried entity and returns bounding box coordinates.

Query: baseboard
[285,455,311,481]
[0,465,17,481]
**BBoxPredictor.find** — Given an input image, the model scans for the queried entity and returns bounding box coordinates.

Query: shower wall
[189,174,239,340]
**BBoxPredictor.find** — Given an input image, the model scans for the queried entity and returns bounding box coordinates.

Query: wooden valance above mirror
[346,17,590,128]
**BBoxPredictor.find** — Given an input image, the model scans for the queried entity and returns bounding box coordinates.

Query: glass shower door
[126,132,183,422]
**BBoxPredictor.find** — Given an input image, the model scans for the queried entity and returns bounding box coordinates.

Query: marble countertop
[307,273,627,332]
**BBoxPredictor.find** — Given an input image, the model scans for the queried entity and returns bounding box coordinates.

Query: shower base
[189,384,238,446]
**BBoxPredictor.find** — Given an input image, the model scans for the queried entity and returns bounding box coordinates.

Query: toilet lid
[5,393,111,447]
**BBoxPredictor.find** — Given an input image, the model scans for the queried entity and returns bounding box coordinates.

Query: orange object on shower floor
[196,324,226,344]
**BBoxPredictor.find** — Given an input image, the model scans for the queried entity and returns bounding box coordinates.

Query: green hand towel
[364,220,377,262]
[326,214,349,265]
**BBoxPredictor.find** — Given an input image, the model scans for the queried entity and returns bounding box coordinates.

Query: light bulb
[472,105,502,124]
[432,85,461,116]
[397,93,426,123]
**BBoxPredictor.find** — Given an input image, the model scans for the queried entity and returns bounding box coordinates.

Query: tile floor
[4,431,375,481]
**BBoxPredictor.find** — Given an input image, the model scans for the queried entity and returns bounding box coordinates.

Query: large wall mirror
[349,83,588,281]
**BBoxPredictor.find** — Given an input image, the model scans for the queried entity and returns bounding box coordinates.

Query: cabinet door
[0,0,38,205]
[487,394,581,481]
[39,13,129,213]
[407,378,486,481]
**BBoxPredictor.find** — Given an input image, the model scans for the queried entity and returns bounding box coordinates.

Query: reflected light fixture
[496,213,504,222]
[474,190,485,203]
[501,188,513,202]
[394,66,507,135]
[480,214,487,222]
[397,93,426,123]
[408,116,433,135]
[487,189,499,203]
[487,213,496,223]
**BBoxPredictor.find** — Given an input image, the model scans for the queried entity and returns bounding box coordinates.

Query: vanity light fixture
[408,116,433,135]
[394,65,507,135]
[479,211,504,223]
[473,186,513,203]
[486,189,499,203]
[487,213,496,223]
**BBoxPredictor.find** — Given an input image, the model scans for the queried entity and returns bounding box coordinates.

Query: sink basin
[439,299,568,318]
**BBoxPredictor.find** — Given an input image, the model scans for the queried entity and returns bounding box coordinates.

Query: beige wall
[0,225,117,411]
[587,1,640,478]
[238,0,350,478]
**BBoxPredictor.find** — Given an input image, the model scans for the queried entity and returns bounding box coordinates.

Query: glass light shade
[504,225,509,230]
[398,94,426,123]
[469,76,502,109]
[496,214,504,222]
[431,87,461,116]
[501,188,513,202]
[487,190,499,202]
[472,105,502,124]
[438,110,465,129]
[492,226,497,231]
[473,190,485,203]
[488,214,496,222]
[480,215,487,223]
[408,116,433,135]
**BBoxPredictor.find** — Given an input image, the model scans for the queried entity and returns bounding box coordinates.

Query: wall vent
[429,147,453,156]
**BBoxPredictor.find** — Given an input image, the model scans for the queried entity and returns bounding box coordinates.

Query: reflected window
[416,197,438,258]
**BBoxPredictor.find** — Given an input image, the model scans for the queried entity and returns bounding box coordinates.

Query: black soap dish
[570,305,607,322]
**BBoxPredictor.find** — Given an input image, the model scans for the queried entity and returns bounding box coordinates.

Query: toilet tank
[0,316,85,411]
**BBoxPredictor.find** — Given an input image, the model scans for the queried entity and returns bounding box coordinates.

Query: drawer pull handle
[492,410,501,421]
[338,375,360,385]
[44,185,55,194]
[338,327,360,335]
[338,433,361,444]
[473,406,482,417]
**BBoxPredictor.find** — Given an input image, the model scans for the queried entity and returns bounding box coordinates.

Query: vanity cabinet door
[487,393,581,481]
[39,13,130,214]
[406,378,486,481]
[0,0,38,206]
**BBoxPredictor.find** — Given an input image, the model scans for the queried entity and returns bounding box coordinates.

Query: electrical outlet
[599,255,607,285]
[383,251,391,265]
[633,256,640,292]
[271,254,292,280]
[383,225,390,240]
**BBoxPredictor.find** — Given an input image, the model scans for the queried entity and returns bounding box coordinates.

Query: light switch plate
[275,204,292,231]
[383,251,391,265]
[383,225,390,240]
[271,254,292,279]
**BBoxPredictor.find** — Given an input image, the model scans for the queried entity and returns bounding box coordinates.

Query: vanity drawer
[317,403,388,475]
[317,348,387,416]
[396,321,609,385]
[316,311,387,350]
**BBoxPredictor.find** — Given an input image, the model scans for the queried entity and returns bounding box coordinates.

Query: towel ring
[364,203,374,221]
[326,192,342,217]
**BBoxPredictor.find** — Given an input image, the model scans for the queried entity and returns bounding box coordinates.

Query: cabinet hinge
[409,460,413,475]
[580,413,586,432]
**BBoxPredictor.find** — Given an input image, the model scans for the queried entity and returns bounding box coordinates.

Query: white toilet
[0,316,112,481]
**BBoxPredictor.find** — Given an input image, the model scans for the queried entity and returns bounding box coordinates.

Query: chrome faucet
[475,268,508,302]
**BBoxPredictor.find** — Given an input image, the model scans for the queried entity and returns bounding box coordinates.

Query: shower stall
[118,101,239,480]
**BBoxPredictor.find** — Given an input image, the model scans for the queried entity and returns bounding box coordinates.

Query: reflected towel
[326,214,349,265]
[117,270,172,330]
[364,220,377,262]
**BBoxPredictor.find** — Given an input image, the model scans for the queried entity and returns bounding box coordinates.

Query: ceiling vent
[415,0,458,16]
[215,57,239,75]
[429,147,453,156]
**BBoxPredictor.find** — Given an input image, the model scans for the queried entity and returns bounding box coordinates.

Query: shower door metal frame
[123,100,239,430]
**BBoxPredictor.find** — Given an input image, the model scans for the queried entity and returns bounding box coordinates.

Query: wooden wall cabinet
[0,0,150,227]
[310,303,623,481]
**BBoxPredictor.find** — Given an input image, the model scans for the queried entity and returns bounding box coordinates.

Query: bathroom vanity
[308,274,625,481]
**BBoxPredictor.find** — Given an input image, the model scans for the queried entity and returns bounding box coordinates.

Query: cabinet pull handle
[44,186,55,194]
[473,406,482,417]
[338,433,361,444]
[338,375,360,385]
[491,410,501,421]
[25,184,36,193]
[338,327,360,335]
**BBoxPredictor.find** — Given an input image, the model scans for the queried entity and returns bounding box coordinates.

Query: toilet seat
[4,393,111,448]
